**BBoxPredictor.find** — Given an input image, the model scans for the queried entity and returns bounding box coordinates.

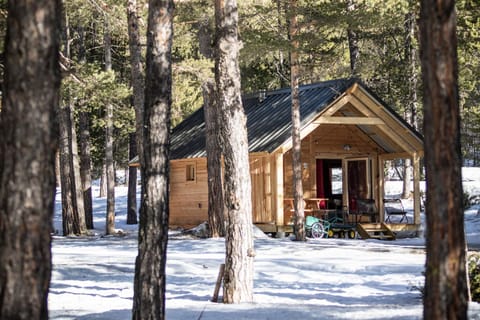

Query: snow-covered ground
[49,169,480,319]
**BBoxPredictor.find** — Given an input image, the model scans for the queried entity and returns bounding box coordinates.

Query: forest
[0,0,478,174]
[0,0,478,319]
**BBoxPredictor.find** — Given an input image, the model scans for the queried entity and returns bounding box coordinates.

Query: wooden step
[356,223,396,240]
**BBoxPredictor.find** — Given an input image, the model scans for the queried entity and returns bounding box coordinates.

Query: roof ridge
[243,77,358,100]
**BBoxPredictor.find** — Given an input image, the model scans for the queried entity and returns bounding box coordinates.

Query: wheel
[310,222,325,238]
[327,229,334,238]
[347,229,356,239]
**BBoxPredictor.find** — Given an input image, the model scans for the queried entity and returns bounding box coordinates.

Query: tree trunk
[70,105,87,235]
[289,0,305,241]
[127,0,145,161]
[401,158,412,199]
[402,6,418,200]
[59,101,80,236]
[105,100,116,234]
[346,0,359,76]
[215,0,254,303]
[0,0,60,318]
[132,0,173,319]
[104,16,116,235]
[405,6,419,132]
[276,0,289,87]
[78,23,94,229]
[198,19,214,59]
[61,8,87,236]
[105,105,116,235]
[55,150,61,187]
[79,111,94,229]
[78,26,86,64]
[127,133,138,224]
[203,80,225,237]
[419,1,469,319]
[99,164,107,197]
[126,0,144,226]
[59,3,84,236]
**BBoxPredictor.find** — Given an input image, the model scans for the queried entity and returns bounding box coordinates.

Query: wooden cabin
[138,79,424,236]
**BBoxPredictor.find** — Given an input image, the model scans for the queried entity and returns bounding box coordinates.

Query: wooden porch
[252,83,424,238]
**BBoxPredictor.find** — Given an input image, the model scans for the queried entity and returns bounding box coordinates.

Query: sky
[48,168,480,320]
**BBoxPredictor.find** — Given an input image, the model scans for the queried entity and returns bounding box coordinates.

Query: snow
[49,170,480,319]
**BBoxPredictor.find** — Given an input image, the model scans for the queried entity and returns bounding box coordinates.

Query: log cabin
[133,78,424,238]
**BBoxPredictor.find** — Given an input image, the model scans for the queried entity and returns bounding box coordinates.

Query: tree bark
[276,0,289,87]
[127,0,145,163]
[132,0,173,319]
[127,133,138,224]
[215,0,254,303]
[104,16,116,235]
[346,0,359,76]
[402,5,418,199]
[203,80,225,237]
[70,105,87,235]
[0,0,60,318]
[79,111,94,229]
[77,23,94,229]
[61,8,87,236]
[419,1,469,319]
[58,101,80,236]
[105,101,116,234]
[405,5,419,131]
[126,0,144,226]
[55,150,61,187]
[289,0,305,241]
[99,164,107,197]
[401,158,412,199]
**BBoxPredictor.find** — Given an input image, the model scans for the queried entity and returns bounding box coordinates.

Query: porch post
[274,152,284,226]
[413,152,421,225]
[342,159,349,210]
[378,154,385,223]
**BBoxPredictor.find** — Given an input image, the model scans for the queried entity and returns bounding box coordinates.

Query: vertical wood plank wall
[250,154,274,223]
[169,154,276,227]
[170,158,209,227]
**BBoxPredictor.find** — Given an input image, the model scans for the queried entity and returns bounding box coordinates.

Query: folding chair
[384,198,409,223]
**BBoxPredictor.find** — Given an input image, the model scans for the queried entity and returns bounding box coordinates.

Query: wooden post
[378,155,385,223]
[413,152,421,225]
[211,263,225,302]
[274,152,284,226]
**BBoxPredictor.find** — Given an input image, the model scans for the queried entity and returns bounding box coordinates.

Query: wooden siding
[169,154,276,228]
[170,159,208,227]
[250,155,275,223]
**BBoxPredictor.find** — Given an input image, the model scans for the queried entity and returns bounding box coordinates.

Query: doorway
[316,159,343,209]
[346,158,371,211]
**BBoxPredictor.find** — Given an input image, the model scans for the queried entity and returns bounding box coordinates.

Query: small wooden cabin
[153,79,424,234]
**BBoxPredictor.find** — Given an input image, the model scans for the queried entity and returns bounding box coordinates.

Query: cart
[305,210,357,239]
[305,215,329,238]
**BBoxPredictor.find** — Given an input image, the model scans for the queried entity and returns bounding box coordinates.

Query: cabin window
[186,163,196,182]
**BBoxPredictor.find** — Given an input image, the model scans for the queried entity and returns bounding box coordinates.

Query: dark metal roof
[170,78,395,159]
